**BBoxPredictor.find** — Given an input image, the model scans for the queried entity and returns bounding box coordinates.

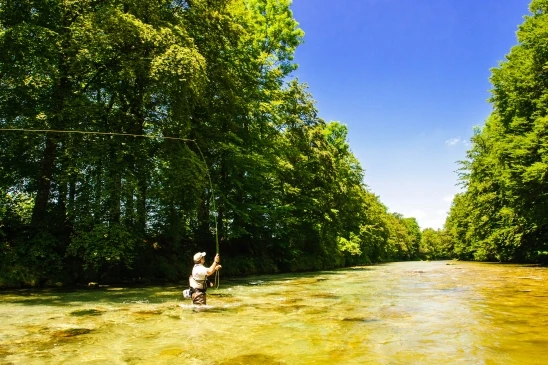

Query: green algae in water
[70,309,103,316]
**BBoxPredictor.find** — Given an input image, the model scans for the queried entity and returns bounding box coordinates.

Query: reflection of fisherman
[189,252,221,305]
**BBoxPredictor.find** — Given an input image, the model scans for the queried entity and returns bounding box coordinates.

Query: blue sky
[289,0,531,230]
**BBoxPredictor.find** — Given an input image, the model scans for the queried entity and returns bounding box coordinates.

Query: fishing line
[0,127,221,286]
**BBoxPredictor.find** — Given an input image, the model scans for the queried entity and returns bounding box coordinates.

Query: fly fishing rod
[192,142,221,288]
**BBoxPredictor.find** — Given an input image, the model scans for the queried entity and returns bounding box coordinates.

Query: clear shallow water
[1,261,548,364]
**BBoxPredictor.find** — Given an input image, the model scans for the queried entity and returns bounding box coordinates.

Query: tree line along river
[1,260,547,364]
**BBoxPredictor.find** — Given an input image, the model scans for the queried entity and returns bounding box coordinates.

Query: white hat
[193,252,206,263]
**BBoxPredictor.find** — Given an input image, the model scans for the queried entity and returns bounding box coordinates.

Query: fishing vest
[190,264,207,290]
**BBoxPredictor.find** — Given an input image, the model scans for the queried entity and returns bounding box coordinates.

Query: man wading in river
[189,252,222,305]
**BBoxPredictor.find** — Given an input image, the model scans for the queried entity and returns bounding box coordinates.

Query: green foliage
[0,189,34,229]
[67,224,140,274]
[444,1,548,263]
[0,231,64,287]
[0,189,52,287]
[337,234,362,256]
[420,228,451,260]
[403,218,421,258]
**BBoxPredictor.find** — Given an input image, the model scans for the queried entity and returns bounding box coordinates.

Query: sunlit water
[1,261,548,364]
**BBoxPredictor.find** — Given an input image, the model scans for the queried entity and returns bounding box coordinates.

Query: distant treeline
[1,0,437,288]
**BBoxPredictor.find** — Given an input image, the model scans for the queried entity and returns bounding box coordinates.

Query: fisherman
[189,252,221,305]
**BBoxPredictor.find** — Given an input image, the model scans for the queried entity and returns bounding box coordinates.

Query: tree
[443,0,548,263]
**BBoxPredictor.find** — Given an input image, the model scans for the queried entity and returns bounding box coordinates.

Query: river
[1,260,547,364]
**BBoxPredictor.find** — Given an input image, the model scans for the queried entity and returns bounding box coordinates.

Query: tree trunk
[32,135,58,226]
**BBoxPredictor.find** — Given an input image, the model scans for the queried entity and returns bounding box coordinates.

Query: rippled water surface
[1,261,548,364]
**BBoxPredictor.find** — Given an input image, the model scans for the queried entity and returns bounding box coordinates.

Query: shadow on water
[0,285,184,307]
[0,265,377,307]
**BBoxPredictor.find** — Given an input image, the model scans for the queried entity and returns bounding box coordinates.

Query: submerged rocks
[70,309,103,317]
[52,328,92,338]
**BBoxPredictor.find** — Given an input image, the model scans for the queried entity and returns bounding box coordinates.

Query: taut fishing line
[0,127,221,288]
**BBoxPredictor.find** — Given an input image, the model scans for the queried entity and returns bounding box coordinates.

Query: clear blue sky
[289,0,531,230]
